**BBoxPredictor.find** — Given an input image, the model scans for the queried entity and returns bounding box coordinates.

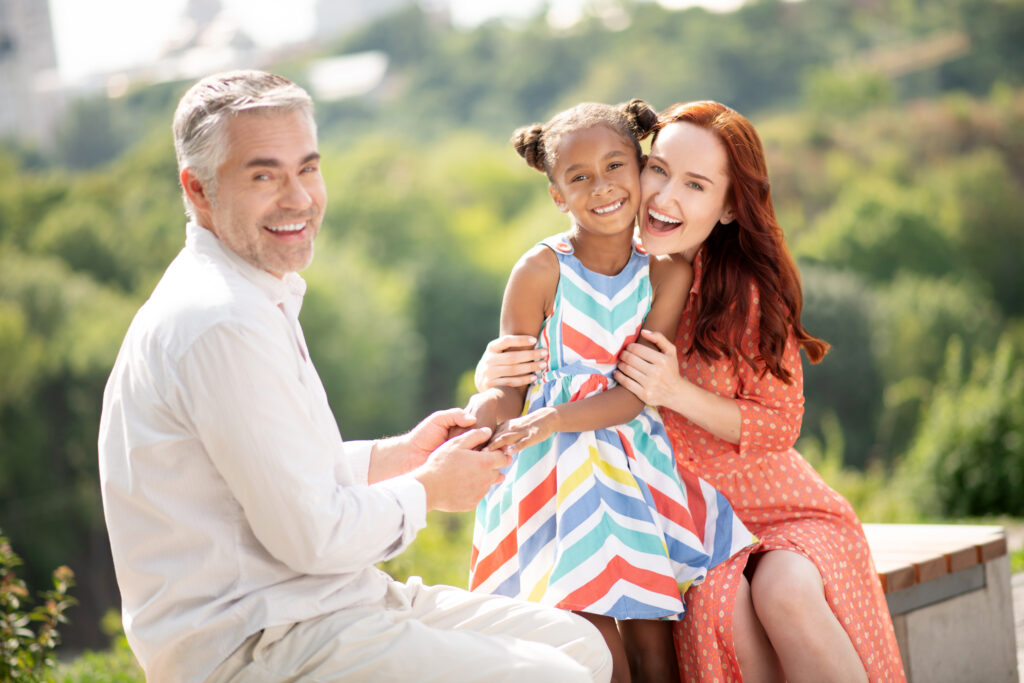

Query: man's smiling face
[201,108,326,277]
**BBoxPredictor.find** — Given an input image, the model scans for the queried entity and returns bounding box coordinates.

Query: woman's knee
[749,550,826,621]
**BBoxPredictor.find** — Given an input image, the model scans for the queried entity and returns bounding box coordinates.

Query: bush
[0,529,76,681]
[900,334,1024,517]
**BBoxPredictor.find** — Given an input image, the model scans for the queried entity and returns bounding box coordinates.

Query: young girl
[461,100,755,683]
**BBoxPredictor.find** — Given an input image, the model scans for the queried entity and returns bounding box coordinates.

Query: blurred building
[0,0,63,145]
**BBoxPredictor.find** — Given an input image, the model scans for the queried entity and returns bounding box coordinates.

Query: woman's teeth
[648,208,680,225]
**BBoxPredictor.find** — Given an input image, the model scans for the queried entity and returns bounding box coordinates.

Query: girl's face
[638,121,734,261]
[548,125,641,239]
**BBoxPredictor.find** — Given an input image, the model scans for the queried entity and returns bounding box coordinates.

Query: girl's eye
[571,174,587,183]
[608,162,623,171]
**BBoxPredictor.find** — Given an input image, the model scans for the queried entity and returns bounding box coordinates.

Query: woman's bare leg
[732,572,784,683]
[749,550,867,683]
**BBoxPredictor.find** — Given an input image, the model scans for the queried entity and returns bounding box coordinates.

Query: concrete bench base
[865,524,1019,683]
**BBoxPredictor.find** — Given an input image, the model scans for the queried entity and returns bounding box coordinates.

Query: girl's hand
[614,329,684,407]
[486,407,559,454]
[475,335,548,391]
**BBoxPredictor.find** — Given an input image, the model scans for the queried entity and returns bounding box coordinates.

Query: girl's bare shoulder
[649,252,693,289]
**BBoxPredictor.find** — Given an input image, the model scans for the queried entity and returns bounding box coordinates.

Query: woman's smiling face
[638,121,734,261]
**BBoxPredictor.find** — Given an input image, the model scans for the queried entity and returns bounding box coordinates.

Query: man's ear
[181,168,213,212]
[549,183,568,213]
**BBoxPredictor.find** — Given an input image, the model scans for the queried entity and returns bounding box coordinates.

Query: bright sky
[47,0,745,84]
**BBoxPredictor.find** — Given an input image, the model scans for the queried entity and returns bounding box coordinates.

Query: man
[98,70,611,683]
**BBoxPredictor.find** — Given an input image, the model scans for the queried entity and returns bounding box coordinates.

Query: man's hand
[368,408,477,483]
[413,428,512,512]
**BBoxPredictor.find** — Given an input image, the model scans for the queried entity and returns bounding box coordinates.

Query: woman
[474,101,905,682]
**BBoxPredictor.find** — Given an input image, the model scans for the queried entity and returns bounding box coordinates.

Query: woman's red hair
[648,101,828,382]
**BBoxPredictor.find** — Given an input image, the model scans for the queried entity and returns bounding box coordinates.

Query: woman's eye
[688,181,704,191]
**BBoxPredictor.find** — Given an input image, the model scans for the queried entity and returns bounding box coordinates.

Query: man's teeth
[594,199,624,215]
[649,208,680,224]
[266,222,305,233]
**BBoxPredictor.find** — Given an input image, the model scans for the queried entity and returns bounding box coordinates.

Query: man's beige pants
[207,577,612,682]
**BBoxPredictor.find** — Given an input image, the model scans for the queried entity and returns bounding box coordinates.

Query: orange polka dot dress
[660,249,905,682]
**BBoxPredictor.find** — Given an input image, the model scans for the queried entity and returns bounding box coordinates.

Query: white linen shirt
[98,222,427,682]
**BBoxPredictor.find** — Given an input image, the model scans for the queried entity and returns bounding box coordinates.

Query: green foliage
[1013,546,1024,574]
[870,274,1002,386]
[800,265,883,467]
[900,335,1024,517]
[0,530,76,681]
[804,66,894,116]
[795,181,956,282]
[301,241,425,439]
[55,611,142,683]
[932,149,1024,316]
[379,512,475,588]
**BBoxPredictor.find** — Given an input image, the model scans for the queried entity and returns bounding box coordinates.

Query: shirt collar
[185,221,307,320]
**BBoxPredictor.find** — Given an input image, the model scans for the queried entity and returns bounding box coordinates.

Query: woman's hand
[475,335,548,391]
[614,329,684,407]
[486,407,559,454]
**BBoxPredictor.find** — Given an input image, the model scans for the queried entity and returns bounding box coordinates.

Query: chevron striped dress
[469,234,755,619]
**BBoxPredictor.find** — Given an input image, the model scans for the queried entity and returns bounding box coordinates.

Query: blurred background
[1,0,1022,675]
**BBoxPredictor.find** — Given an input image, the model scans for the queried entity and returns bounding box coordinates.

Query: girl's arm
[456,246,558,438]
[488,253,692,453]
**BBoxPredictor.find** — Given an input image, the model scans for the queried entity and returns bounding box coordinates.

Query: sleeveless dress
[469,234,755,619]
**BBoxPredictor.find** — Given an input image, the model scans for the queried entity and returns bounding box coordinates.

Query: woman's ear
[549,183,569,213]
[720,204,735,225]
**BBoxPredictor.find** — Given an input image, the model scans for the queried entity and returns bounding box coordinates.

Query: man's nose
[279,174,312,209]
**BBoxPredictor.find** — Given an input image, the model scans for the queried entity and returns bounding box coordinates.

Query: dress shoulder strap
[538,233,574,257]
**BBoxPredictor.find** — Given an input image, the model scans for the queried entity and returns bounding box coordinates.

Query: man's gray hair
[172,70,316,218]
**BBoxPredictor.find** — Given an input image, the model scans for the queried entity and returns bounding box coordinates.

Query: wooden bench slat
[872,558,918,593]
[862,523,1008,593]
